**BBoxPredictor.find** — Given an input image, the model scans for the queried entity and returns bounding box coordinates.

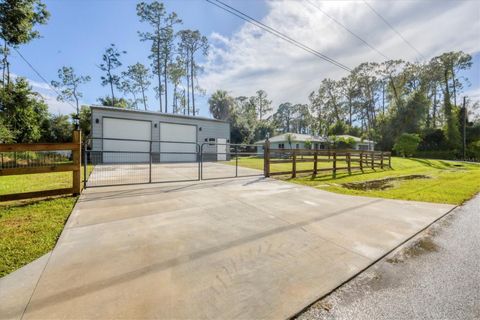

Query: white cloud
[201,0,480,108]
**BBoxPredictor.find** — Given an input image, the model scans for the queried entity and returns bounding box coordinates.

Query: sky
[9,0,480,118]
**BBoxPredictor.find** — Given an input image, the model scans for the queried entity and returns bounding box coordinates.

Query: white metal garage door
[159,122,197,162]
[103,118,151,163]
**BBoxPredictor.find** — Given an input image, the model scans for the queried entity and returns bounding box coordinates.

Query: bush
[393,133,421,157]
[304,139,312,150]
[418,128,448,151]
[467,140,480,161]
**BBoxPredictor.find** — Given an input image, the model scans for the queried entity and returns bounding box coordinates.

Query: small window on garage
[278,143,284,149]
[296,144,300,149]
[209,138,215,142]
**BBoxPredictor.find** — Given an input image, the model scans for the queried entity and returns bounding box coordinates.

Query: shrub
[467,140,480,161]
[304,139,312,150]
[393,133,421,157]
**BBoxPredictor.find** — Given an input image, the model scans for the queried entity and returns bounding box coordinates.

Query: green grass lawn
[0,166,92,277]
[229,156,480,205]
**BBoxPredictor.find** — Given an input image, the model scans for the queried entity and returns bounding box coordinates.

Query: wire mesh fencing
[0,150,73,169]
[84,138,201,187]
[83,138,264,187]
[200,143,263,180]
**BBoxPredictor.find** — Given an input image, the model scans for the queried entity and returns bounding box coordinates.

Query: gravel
[297,194,480,320]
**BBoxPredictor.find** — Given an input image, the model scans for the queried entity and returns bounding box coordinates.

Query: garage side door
[159,123,197,162]
[103,118,151,163]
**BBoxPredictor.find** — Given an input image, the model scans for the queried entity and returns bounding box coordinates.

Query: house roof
[255,133,375,144]
[255,133,326,144]
[90,105,229,124]
[334,135,375,144]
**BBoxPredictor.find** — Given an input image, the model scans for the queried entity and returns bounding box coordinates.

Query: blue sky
[10,0,268,116]
[9,0,480,117]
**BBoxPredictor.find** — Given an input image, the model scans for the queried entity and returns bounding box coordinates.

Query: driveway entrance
[85,139,263,187]
[15,177,453,319]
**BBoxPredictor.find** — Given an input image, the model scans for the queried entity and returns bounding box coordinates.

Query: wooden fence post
[292,149,297,178]
[371,152,374,169]
[380,152,384,169]
[263,139,270,177]
[388,153,392,168]
[347,152,351,175]
[313,150,318,176]
[72,130,82,196]
[333,151,337,178]
[359,152,363,172]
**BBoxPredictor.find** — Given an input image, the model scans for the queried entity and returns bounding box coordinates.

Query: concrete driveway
[5,177,454,319]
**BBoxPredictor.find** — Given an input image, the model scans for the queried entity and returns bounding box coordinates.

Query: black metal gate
[200,142,263,180]
[83,138,263,188]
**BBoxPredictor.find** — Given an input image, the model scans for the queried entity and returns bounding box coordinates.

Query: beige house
[255,133,375,154]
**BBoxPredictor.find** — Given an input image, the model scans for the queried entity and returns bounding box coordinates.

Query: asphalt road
[297,194,480,320]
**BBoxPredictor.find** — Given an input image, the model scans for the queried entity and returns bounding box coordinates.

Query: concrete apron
[6,177,454,319]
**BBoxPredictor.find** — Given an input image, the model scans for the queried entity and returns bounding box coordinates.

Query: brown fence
[0,130,82,202]
[263,142,391,178]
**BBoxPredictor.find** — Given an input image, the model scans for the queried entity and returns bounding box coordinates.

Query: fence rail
[0,131,82,202]
[263,142,391,178]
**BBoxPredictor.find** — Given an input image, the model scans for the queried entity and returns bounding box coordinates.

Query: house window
[319,144,325,150]
[278,143,285,149]
[296,144,300,149]
[358,144,369,151]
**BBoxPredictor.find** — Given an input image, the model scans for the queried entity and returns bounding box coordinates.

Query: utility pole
[463,96,467,161]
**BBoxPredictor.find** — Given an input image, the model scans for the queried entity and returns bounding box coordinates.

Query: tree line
[209,52,480,160]
[0,0,210,144]
[51,1,209,116]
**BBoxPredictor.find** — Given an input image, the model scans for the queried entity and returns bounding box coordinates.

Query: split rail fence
[263,143,391,178]
[0,130,82,202]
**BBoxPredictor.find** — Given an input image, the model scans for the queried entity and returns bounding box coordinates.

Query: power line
[363,0,426,61]
[11,47,77,111]
[205,0,352,72]
[305,0,390,60]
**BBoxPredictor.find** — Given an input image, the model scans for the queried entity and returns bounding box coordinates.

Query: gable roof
[255,133,375,144]
[334,135,374,144]
[255,133,326,144]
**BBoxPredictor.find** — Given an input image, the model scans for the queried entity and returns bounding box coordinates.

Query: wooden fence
[0,130,82,202]
[263,142,391,178]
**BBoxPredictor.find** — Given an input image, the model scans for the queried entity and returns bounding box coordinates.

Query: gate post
[263,139,270,177]
[149,141,152,183]
[235,145,238,177]
[72,130,82,195]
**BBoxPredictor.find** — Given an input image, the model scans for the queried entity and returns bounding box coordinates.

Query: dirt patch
[342,175,430,191]
[387,235,438,264]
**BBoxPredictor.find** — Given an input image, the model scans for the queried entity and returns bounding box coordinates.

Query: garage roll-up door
[103,118,151,163]
[159,123,197,162]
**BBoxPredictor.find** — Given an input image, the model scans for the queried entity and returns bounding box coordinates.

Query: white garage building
[90,106,230,163]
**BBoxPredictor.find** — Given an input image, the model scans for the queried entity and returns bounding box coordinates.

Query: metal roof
[255,133,375,144]
[90,105,229,124]
[255,133,327,144]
